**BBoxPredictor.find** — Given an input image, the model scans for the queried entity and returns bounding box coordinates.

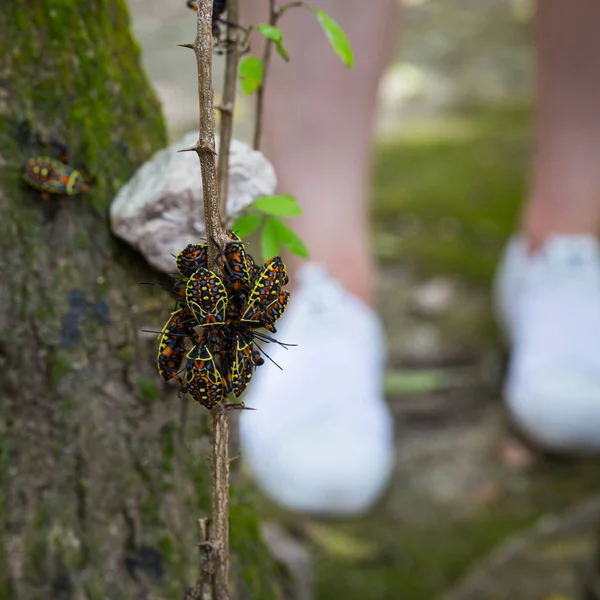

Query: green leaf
[261,218,280,261]
[256,24,290,61]
[314,9,354,68]
[238,57,264,94]
[276,40,290,62]
[271,218,309,259]
[253,194,303,217]
[256,24,283,43]
[231,213,263,238]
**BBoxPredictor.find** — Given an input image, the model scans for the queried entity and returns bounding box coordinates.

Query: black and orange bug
[257,289,290,333]
[176,243,208,279]
[186,268,229,327]
[182,344,225,408]
[23,137,91,202]
[23,157,89,200]
[193,323,235,394]
[222,230,254,294]
[157,307,199,383]
[220,230,256,323]
[229,336,260,397]
[158,338,185,384]
[241,256,288,324]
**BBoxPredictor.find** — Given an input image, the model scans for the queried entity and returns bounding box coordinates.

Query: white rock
[109,131,276,274]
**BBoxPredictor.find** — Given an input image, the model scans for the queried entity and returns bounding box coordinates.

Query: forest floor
[295,105,599,600]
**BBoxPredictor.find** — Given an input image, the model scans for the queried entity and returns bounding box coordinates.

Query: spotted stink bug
[23,157,89,200]
[156,307,198,383]
[230,337,256,397]
[222,230,254,294]
[186,268,228,327]
[176,243,208,279]
[183,344,225,408]
[241,256,288,323]
[22,136,91,201]
[259,289,290,333]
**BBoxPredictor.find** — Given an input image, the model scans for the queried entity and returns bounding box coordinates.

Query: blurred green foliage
[310,103,598,600]
[372,104,530,285]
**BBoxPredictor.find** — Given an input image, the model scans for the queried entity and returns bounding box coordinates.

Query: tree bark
[0,2,285,598]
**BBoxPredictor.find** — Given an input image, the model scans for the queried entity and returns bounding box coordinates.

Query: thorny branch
[180,1,241,599]
[180,0,306,595]
[181,0,225,260]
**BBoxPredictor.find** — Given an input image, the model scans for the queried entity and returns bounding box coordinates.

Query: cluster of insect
[154,231,291,409]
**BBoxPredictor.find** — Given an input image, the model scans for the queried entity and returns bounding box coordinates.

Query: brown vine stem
[179,1,233,599]
[252,0,306,150]
[252,0,276,150]
[217,0,240,216]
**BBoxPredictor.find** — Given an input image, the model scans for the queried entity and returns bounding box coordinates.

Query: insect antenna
[252,341,283,371]
[139,282,179,295]
[141,329,192,338]
[251,330,297,348]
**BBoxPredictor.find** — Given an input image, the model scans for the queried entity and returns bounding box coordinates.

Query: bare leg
[238,1,399,515]
[497,0,600,453]
[241,0,400,304]
[523,0,600,248]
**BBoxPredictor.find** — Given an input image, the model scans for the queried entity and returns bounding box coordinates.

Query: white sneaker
[239,263,395,515]
[495,234,600,453]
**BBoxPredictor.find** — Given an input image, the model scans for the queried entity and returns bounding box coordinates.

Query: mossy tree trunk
[0,2,284,599]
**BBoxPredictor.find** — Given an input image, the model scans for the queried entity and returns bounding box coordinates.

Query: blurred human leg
[239,0,400,514]
[496,0,600,452]
[240,0,400,304]
[523,0,600,246]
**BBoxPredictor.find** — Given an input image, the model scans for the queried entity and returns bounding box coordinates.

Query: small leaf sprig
[233,2,353,263]
[238,4,354,96]
[232,194,308,262]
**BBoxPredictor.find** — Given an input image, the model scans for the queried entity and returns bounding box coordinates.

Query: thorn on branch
[225,402,256,411]
[178,143,216,156]
[178,43,195,49]
[178,145,202,153]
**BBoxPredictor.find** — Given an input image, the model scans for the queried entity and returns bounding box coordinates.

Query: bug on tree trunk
[22,137,91,201]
